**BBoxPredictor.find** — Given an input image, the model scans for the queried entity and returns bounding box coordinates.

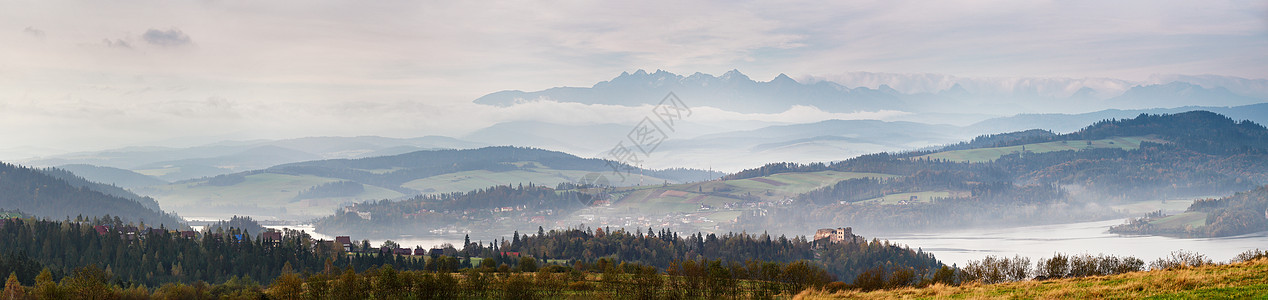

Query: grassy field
[578,171,900,230]
[915,136,1165,163]
[857,191,966,205]
[796,258,1268,299]
[612,171,898,208]
[1150,211,1208,229]
[146,173,405,218]
[1111,198,1199,215]
[401,168,674,195]
[134,167,181,177]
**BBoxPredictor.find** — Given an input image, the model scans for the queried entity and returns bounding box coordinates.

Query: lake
[264,224,467,250]
[883,218,1268,267]
[269,218,1265,269]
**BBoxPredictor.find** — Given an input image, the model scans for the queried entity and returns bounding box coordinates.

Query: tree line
[0,217,430,287]
[1,216,940,292]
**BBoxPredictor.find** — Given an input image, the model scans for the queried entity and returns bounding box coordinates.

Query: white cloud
[0,0,1264,155]
[806,72,1137,98]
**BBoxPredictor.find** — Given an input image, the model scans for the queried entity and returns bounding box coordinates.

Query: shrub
[1232,249,1268,263]
[1149,250,1212,270]
[1068,254,1101,277]
[963,255,1030,284]
[1035,253,1069,279]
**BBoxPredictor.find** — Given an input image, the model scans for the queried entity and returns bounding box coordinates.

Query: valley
[4,3,1266,297]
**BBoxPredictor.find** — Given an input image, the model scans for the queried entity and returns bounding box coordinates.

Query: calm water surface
[884,218,1268,267]
[264,224,466,250]
[267,220,1266,267]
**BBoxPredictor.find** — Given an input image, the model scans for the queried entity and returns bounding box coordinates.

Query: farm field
[401,168,674,195]
[572,171,902,232]
[133,167,182,177]
[613,171,899,209]
[1149,211,1208,229]
[916,136,1165,163]
[1110,198,1200,215]
[857,191,965,205]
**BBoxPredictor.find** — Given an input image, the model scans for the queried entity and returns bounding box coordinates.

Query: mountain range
[475,70,1266,116]
[19,103,1268,187]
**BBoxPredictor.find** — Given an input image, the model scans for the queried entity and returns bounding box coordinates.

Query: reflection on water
[884,218,1268,267]
[264,225,466,250]
[261,220,1265,268]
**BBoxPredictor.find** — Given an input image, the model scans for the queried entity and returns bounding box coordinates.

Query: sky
[2,0,1266,157]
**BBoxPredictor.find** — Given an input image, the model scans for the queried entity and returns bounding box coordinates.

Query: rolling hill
[728,111,1268,235]
[38,166,165,212]
[55,164,169,189]
[143,146,721,220]
[0,161,185,228]
[22,136,489,182]
[298,110,1268,240]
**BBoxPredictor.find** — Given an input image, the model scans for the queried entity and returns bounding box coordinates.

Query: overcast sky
[2,0,1266,156]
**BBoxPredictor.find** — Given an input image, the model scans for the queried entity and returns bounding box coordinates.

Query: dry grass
[794,258,1268,299]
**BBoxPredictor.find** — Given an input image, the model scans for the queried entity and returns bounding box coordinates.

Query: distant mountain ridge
[144,146,724,220]
[55,164,169,190]
[952,110,1268,155]
[22,136,489,182]
[966,103,1268,134]
[269,146,718,191]
[475,69,1266,115]
[476,69,906,113]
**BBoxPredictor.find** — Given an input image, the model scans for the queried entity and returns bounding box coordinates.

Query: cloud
[807,72,1137,99]
[22,26,44,38]
[102,38,132,49]
[0,0,1265,155]
[142,28,192,46]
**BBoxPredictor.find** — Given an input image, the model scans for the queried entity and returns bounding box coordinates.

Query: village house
[335,236,353,252]
[261,230,283,246]
[121,226,139,243]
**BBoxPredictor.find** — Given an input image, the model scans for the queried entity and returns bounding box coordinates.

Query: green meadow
[916,136,1165,163]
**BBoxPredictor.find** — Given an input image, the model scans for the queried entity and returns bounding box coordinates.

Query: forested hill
[38,166,163,212]
[0,162,186,228]
[944,110,1268,154]
[730,110,1267,180]
[725,111,1268,234]
[267,146,720,192]
[1112,185,1268,237]
[1071,111,1268,155]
